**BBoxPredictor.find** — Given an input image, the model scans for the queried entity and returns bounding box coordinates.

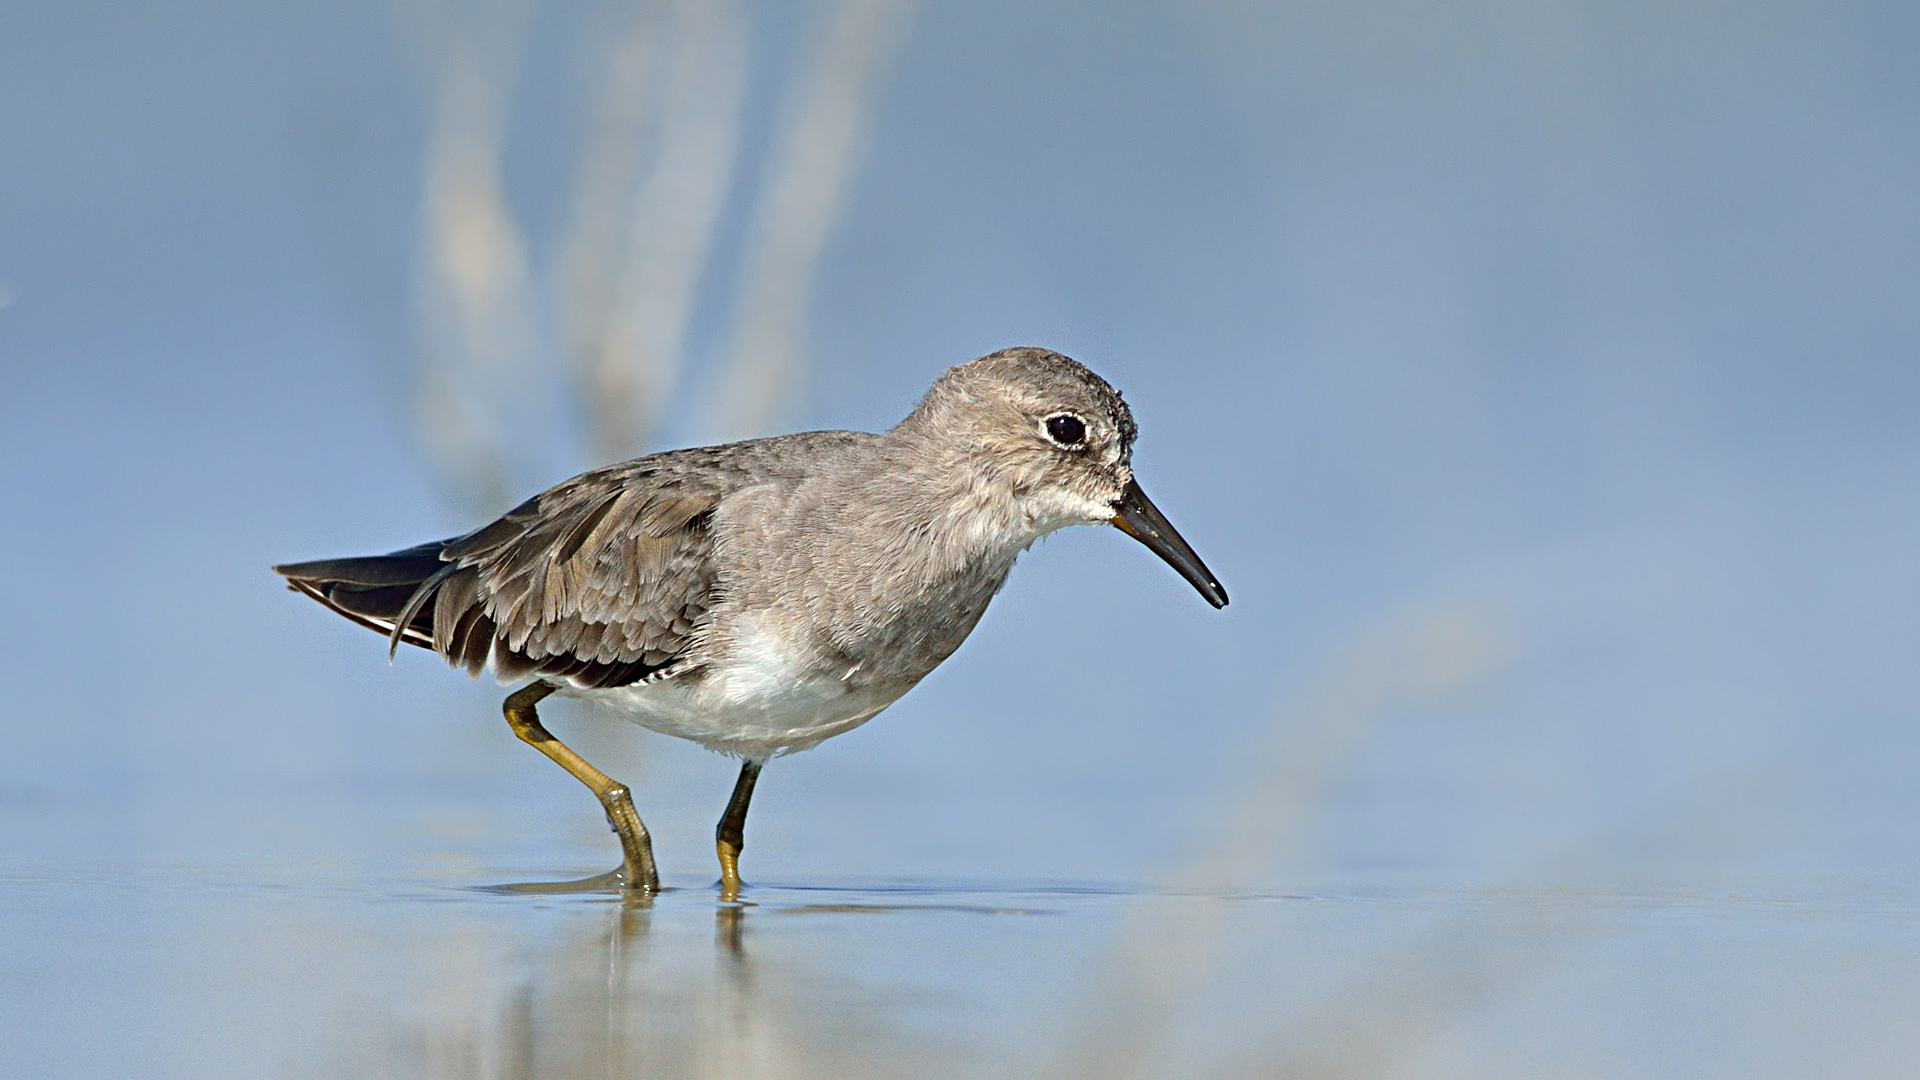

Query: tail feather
[274,542,452,652]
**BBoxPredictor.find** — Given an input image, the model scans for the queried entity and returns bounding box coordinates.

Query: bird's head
[899,347,1227,609]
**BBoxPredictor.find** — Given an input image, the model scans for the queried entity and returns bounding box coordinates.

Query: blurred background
[3,0,1919,1076]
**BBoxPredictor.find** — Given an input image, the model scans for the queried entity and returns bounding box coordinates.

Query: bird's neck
[794,436,1032,682]
[872,429,1043,574]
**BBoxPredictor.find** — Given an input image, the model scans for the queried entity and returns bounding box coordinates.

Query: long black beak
[1110,478,1228,609]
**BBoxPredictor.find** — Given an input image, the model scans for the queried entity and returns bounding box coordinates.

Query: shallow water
[8,775,1920,1080]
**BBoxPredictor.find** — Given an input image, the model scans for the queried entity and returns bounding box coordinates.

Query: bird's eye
[1044,413,1087,448]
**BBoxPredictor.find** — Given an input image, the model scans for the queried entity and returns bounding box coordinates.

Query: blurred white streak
[1052,604,1513,1080]
[1218,765,1790,1080]
[398,0,542,516]
[1227,900,1577,1080]
[703,0,916,441]
[561,0,749,463]
[556,1,666,459]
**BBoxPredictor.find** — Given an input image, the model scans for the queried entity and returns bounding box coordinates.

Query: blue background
[4,2,1919,1076]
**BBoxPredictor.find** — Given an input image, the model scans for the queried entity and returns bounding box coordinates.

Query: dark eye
[1044,413,1087,447]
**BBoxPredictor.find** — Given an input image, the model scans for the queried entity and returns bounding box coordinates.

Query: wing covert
[425,464,720,689]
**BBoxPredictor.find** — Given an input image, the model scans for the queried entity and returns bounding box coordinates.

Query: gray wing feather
[420,461,722,689]
[282,432,869,689]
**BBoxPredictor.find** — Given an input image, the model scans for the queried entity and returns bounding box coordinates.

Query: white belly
[558,621,907,760]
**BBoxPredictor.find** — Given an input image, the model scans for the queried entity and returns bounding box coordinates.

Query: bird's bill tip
[1110,479,1228,608]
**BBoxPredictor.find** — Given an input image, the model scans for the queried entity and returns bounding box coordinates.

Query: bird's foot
[717,839,745,901]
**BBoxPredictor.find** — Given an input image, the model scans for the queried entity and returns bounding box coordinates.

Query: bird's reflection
[323,890,963,1080]
[715,901,746,957]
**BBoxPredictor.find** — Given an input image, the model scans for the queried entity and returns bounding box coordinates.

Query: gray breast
[704,451,1025,692]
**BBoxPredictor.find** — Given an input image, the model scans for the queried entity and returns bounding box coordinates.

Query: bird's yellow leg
[715,760,762,900]
[503,682,660,894]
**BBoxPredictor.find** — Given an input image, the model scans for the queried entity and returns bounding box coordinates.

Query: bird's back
[275,430,879,691]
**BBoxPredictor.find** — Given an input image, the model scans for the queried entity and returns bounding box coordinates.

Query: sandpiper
[275,347,1226,895]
